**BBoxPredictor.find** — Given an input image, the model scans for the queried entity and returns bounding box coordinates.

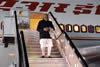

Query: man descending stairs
[23,30,68,67]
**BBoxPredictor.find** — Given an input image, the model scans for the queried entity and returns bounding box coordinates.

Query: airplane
[0,0,100,67]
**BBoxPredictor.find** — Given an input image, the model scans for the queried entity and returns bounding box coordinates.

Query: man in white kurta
[37,15,54,58]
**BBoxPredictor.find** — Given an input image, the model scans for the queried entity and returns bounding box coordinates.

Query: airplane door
[30,13,47,30]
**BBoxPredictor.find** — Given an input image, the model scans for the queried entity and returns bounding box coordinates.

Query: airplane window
[88,25,94,33]
[95,25,100,33]
[81,25,87,33]
[59,24,65,31]
[66,24,72,32]
[73,24,80,32]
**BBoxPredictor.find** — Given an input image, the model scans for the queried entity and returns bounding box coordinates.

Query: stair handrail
[49,12,88,67]
[20,31,29,67]
[14,11,29,67]
[55,32,63,40]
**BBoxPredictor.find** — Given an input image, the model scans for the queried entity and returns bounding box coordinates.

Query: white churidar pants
[40,39,53,56]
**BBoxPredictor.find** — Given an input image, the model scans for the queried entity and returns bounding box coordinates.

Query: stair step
[25,39,39,41]
[25,43,40,45]
[24,33,39,34]
[28,58,67,67]
[25,43,55,45]
[24,34,39,35]
[25,40,40,42]
[27,53,61,56]
[26,43,56,46]
[26,44,57,46]
[27,49,58,52]
[25,42,40,44]
[29,58,66,63]
[26,50,59,53]
[24,31,39,33]
[27,51,60,54]
[28,55,62,58]
[26,45,57,48]
[27,52,60,54]
[29,64,67,67]
[27,52,60,56]
[25,42,40,45]
[26,46,40,48]
[26,48,58,51]
[25,44,57,47]
[24,35,39,37]
[24,34,39,36]
[26,47,57,49]
[25,38,39,40]
[24,36,39,38]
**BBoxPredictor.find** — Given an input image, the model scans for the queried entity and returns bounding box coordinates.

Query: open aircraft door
[48,12,88,67]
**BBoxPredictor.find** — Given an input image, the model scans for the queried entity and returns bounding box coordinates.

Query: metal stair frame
[48,12,88,67]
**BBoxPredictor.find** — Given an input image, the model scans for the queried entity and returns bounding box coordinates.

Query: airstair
[14,11,88,67]
[23,30,67,67]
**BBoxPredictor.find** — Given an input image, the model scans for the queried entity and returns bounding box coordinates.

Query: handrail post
[14,11,22,67]
[14,11,29,67]
[20,31,29,67]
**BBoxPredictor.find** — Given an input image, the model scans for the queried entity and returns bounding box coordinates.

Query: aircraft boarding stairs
[21,29,87,67]
[14,11,88,67]
[19,12,88,67]
[23,30,67,67]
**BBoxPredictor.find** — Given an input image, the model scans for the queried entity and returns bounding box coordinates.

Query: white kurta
[40,39,53,48]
